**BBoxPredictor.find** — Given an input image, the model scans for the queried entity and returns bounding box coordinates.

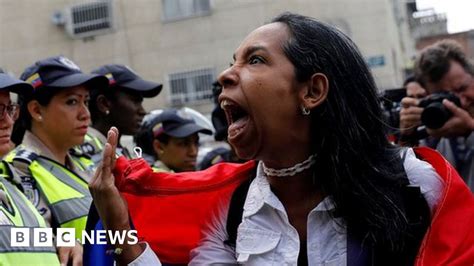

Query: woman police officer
[0,70,60,265]
[6,56,108,265]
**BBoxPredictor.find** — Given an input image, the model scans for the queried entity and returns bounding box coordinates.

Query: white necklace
[262,154,317,177]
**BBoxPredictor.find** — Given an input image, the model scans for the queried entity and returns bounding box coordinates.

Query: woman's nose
[189,143,198,156]
[79,102,91,121]
[218,65,239,89]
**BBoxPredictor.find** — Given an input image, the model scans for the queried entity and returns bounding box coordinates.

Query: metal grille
[66,0,113,38]
[169,68,214,106]
[162,0,211,22]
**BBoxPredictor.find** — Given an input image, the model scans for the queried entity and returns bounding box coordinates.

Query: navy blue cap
[91,64,162,98]
[19,56,108,94]
[152,109,212,138]
[0,69,33,94]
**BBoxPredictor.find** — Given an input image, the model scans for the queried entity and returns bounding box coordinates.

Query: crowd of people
[0,11,473,266]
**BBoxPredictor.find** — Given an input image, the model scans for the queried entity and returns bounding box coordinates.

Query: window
[65,0,114,38]
[162,0,211,22]
[169,68,214,106]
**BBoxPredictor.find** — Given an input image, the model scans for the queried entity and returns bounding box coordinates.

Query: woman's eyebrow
[64,92,89,97]
[233,45,269,61]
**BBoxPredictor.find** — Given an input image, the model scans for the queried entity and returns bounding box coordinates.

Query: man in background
[399,40,474,191]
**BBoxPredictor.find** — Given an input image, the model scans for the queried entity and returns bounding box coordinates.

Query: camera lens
[421,102,451,129]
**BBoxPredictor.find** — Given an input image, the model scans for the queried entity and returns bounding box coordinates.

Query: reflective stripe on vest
[0,176,40,227]
[33,157,92,227]
[0,167,59,265]
[50,197,90,225]
[0,227,56,253]
[6,147,92,238]
[71,155,96,175]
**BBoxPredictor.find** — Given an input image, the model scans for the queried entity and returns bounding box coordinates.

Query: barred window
[66,0,114,38]
[162,0,211,22]
[169,68,214,106]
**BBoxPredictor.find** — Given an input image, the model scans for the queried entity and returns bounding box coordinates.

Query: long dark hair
[272,13,409,252]
[11,87,62,145]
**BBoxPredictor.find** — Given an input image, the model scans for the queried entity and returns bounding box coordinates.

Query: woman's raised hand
[89,127,144,264]
[89,127,130,230]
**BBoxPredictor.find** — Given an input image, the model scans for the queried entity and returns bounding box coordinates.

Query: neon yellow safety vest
[73,131,133,167]
[5,147,92,239]
[152,167,173,173]
[70,152,96,177]
[152,161,174,173]
[0,162,60,266]
[71,132,104,168]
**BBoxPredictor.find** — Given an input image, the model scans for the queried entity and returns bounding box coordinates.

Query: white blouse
[131,148,444,265]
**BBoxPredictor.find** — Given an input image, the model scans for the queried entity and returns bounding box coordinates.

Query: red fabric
[113,157,255,264]
[414,147,474,266]
[113,147,474,265]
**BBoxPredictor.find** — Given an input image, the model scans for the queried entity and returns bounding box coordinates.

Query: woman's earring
[37,115,43,121]
[158,149,164,154]
[105,110,110,115]
[301,106,310,116]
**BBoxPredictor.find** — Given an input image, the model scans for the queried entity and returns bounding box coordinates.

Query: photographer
[398,77,432,146]
[399,40,474,191]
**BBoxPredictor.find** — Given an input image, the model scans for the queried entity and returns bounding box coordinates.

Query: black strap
[224,168,255,248]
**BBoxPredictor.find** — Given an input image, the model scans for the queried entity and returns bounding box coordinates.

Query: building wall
[411,12,448,40]
[416,30,474,59]
[0,0,413,115]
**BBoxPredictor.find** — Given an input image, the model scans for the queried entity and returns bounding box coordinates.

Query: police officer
[0,70,60,265]
[77,64,162,166]
[5,56,109,265]
[147,109,212,172]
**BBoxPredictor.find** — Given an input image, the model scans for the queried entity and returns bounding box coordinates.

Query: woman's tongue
[228,115,249,139]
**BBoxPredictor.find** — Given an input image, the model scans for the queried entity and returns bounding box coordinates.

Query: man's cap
[152,109,212,138]
[19,56,108,93]
[0,68,33,94]
[91,64,162,98]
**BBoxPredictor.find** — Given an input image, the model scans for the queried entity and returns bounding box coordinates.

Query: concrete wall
[0,0,414,116]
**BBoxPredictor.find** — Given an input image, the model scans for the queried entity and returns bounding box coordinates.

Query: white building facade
[0,0,415,114]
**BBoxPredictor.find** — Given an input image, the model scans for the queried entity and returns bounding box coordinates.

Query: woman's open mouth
[220,99,249,140]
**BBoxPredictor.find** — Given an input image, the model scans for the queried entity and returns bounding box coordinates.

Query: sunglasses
[0,104,20,120]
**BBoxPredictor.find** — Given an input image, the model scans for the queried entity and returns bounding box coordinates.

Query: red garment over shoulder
[413,147,474,265]
[113,158,255,264]
[113,147,474,265]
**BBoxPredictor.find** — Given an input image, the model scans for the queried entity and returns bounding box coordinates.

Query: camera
[379,88,406,142]
[418,92,461,129]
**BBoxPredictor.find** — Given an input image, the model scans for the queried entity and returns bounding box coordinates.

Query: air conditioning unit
[63,0,114,39]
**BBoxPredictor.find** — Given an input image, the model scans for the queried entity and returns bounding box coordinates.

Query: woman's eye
[66,99,78,105]
[249,56,264,65]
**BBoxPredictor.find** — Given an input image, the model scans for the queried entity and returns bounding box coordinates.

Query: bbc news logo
[11,228,139,247]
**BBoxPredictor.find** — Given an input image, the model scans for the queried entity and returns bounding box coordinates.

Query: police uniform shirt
[10,130,93,227]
